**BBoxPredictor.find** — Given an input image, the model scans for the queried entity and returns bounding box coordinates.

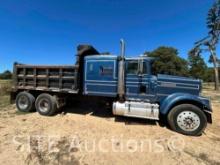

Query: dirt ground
[0,88,220,165]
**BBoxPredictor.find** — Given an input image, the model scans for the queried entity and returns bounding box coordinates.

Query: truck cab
[83,55,157,101]
[83,40,212,136]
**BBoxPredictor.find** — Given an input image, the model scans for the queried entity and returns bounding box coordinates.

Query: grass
[203,82,220,90]
[0,95,10,109]
[202,83,220,103]
[0,79,12,110]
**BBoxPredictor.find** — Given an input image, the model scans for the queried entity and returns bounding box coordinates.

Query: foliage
[145,46,189,76]
[204,68,216,82]
[189,0,220,90]
[188,55,207,80]
[0,70,12,79]
[207,0,220,45]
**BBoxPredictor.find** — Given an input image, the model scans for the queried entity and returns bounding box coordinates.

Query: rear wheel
[167,104,207,136]
[35,93,57,116]
[16,92,35,112]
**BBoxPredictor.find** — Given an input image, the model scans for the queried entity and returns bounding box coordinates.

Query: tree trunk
[210,49,219,90]
[214,66,219,90]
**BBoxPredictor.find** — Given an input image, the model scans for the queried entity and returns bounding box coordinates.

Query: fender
[159,93,212,115]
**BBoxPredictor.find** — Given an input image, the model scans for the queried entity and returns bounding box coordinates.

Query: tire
[35,93,57,116]
[16,91,35,112]
[167,104,207,136]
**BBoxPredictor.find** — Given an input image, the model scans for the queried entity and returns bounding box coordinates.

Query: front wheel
[167,104,207,136]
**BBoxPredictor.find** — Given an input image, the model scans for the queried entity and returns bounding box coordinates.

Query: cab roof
[85,54,155,61]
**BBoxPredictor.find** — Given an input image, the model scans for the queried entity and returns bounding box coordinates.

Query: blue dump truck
[11,40,212,136]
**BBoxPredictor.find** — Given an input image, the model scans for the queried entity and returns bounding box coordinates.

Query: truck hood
[157,74,202,96]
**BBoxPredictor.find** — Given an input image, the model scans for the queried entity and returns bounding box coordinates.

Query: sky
[0,0,217,72]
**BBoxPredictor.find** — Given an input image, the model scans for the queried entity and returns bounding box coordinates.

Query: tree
[145,46,189,76]
[188,55,207,80]
[0,70,12,79]
[204,67,215,82]
[189,0,220,90]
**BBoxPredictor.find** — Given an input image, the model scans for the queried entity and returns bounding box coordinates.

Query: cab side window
[127,61,138,74]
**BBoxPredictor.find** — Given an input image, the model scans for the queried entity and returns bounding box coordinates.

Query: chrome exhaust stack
[117,39,125,101]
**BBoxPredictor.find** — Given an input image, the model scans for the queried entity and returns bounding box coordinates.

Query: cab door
[125,59,156,102]
[139,59,157,101]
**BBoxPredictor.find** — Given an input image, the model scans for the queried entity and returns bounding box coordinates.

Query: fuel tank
[113,101,159,120]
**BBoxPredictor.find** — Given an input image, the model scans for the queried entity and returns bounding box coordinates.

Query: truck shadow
[63,101,113,118]
[62,102,166,127]
[114,116,158,126]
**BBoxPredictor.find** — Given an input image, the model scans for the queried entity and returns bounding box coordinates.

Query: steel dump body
[13,63,79,94]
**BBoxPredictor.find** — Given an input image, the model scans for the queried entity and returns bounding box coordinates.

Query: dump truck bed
[12,63,79,93]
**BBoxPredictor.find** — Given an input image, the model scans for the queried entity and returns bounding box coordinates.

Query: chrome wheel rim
[38,99,50,112]
[18,96,29,110]
[177,111,200,132]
